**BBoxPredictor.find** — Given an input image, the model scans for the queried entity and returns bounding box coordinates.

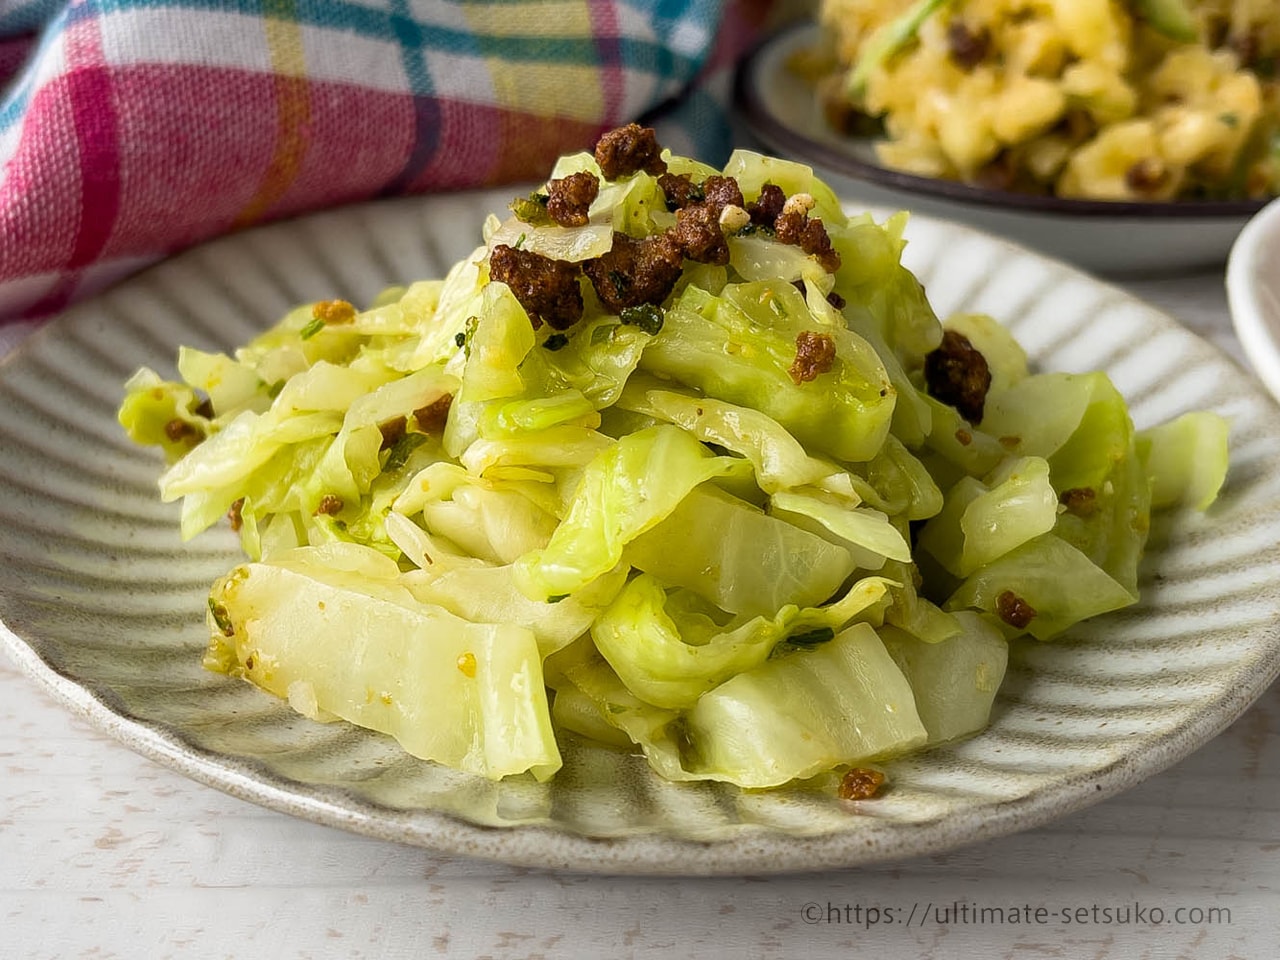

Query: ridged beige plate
[3,190,1280,876]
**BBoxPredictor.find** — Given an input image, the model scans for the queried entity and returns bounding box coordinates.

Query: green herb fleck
[208,597,235,637]
[299,317,326,340]
[510,192,551,225]
[786,626,836,647]
[514,232,527,250]
[267,379,286,399]
[1219,112,1240,128]
[619,303,663,335]
[547,594,569,604]
[542,333,570,351]
[383,433,429,472]
[590,323,618,345]
[462,316,480,357]
[454,331,466,348]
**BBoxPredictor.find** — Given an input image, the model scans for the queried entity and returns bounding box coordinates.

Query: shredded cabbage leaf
[119,131,1228,789]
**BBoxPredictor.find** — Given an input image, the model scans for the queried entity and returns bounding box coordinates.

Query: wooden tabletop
[3,273,1277,959]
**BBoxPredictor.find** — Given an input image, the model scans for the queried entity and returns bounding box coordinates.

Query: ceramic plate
[3,189,1280,876]
[734,23,1266,276]
[1228,197,1280,402]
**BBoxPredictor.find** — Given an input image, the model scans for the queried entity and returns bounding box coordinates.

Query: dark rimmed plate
[734,22,1268,275]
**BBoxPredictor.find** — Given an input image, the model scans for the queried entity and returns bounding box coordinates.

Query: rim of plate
[1227,198,1280,402]
[2,192,1280,876]
[734,22,1270,221]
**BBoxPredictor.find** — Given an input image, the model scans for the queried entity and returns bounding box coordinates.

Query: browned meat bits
[670,202,730,265]
[747,182,786,226]
[1059,487,1098,518]
[837,767,885,801]
[924,329,992,424]
[658,172,704,210]
[546,171,600,227]
[583,232,684,312]
[315,494,345,516]
[947,20,990,70]
[788,330,838,384]
[594,123,667,180]
[489,244,584,330]
[312,299,356,325]
[996,590,1036,629]
[774,210,842,273]
[700,175,745,212]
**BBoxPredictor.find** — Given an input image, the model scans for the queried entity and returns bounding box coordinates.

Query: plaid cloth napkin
[0,0,769,331]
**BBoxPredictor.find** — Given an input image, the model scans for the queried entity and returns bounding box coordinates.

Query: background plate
[734,23,1265,276]
[3,189,1280,875]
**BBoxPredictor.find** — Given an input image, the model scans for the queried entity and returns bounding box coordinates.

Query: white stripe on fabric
[297,25,408,92]
[98,8,273,72]
[421,47,497,101]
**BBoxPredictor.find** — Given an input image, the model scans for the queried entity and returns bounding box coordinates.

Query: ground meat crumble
[747,183,786,226]
[700,175,745,213]
[1059,486,1098,517]
[838,767,885,801]
[594,123,667,180]
[658,172,704,211]
[489,244,584,330]
[312,299,356,325]
[546,171,600,227]
[774,210,842,273]
[788,330,838,384]
[670,202,730,265]
[924,329,992,424]
[996,590,1037,629]
[583,232,684,312]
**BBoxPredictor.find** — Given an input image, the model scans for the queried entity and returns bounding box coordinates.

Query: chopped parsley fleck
[619,303,663,335]
[542,333,570,351]
[462,316,479,357]
[208,597,235,637]
[591,323,618,345]
[785,626,836,647]
[383,433,428,472]
[510,192,551,225]
[546,594,569,604]
[299,317,326,340]
[514,232,527,250]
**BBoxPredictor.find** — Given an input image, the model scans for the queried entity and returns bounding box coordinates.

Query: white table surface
[3,271,1278,960]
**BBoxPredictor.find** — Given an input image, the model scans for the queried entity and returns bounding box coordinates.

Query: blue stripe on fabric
[0,0,66,38]
[0,2,73,131]
[379,0,441,195]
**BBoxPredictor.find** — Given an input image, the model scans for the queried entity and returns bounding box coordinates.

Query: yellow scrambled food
[815,0,1280,200]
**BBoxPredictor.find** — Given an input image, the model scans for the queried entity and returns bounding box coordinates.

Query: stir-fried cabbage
[119,129,1228,791]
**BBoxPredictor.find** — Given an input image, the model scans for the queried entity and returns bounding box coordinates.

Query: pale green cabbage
[119,139,1228,789]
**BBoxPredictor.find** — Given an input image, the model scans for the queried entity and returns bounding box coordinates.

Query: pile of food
[118,125,1227,795]
[811,0,1280,200]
